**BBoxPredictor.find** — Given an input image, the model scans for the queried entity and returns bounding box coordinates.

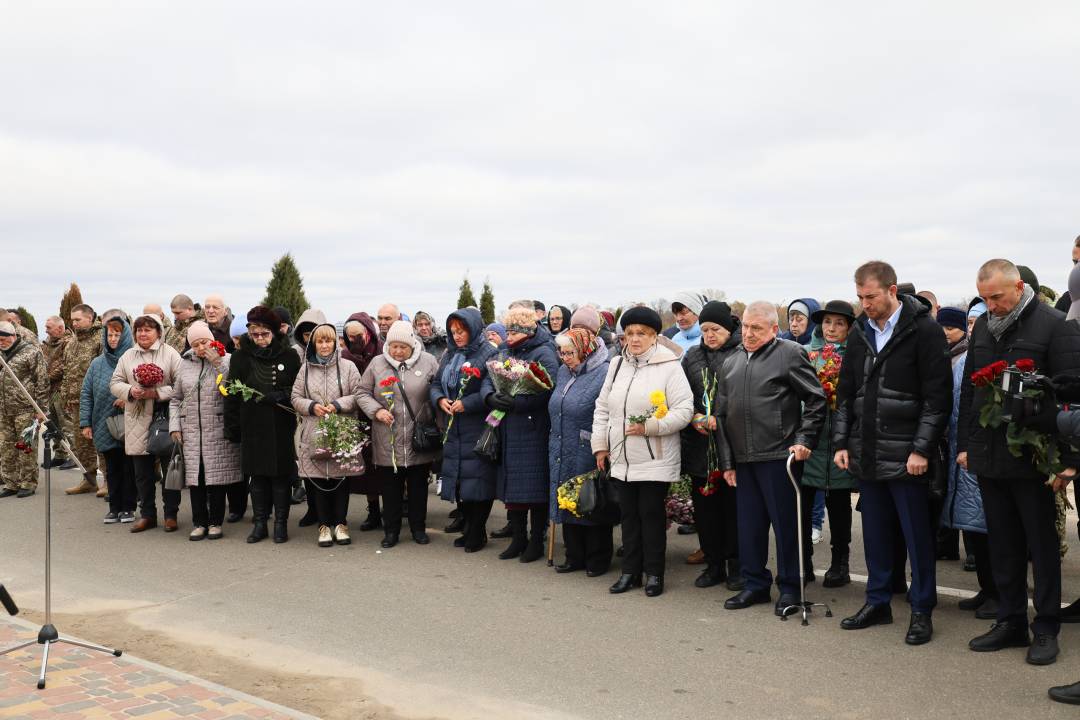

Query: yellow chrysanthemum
[649,390,667,406]
[654,404,668,419]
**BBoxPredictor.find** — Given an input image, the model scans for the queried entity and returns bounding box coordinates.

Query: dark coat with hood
[548,341,610,525]
[680,321,741,478]
[780,298,821,345]
[80,318,132,453]
[224,330,301,477]
[481,325,559,504]
[430,308,498,502]
[341,311,382,375]
[833,295,952,483]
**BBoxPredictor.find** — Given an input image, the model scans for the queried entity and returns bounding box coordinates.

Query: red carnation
[210,341,226,357]
[463,366,482,379]
[133,363,164,387]
[1015,358,1036,373]
[380,376,399,388]
[14,441,26,451]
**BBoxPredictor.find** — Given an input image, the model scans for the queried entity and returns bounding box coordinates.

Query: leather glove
[1015,398,1060,435]
[485,392,514,411]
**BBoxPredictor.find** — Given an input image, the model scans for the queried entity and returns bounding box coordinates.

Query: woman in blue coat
[482,306,559,563]
[431,308,498,552]
[548,328,612,575]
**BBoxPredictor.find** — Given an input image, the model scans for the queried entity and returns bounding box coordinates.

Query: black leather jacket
[717,337,826,467]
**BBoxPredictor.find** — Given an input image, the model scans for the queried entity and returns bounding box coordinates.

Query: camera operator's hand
[1053,467,1077,493]
[1016,398,1061,435]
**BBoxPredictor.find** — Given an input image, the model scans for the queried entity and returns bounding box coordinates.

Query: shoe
[16,488,35,498]
[694,566,725,589]
[318,525,333,547]
[1027,634,1059,666]
[677,523,697,535]
[974,597,999,620]
[381,533,399,548]
[958,590,991,611]
[519,536,544,563]
[609,574,643,594]
[96,486,108,498]
[968,622,1030,652]
[1049,681,1080,705]
[0,488,16,498]
[686,548,706,565]
[841,603,893,630]
[189,526,207,541]
[226,512,244,524]
[119,511,135,523]
[811,527,823,545]
[905,613,933,645]
[822,549,850,588]
[1061,598,1080,623]
[103,512,120,524]
[448,507,461,519]
[247,521,268,544]
[453,535,467,548]
[963,553,977,572]
[297,511,317,528]
[273,521,288,543]
[490,522,513,539]
[207,526,222,540]
[463,533,488,553]
[585,567,609,578]
[498,511,528,559]
[334,524,351,545]
[163,518,178,532]
[131,517,157,533]
[444,516,466,534]
[290,483,306,504]
[644,575,664,597]
[725,559,746,591]
[412,530,430,545]
[776,594,801,617]
[724,589,771,610]
[555,562,584,574]
[359,505,382,532]
[58,460,78,470]
[64,477,95,495]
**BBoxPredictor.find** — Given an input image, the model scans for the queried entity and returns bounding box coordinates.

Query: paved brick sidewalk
[0,616,316,720]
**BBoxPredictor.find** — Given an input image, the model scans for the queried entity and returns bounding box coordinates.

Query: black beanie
[619,306,663,334]
[273,306,292,328]
[698,301,736,332]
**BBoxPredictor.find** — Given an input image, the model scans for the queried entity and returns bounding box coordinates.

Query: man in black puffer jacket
[957,259,1080,667]
[833,261,952,647]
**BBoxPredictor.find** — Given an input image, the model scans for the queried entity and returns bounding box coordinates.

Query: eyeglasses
[249,331,272,339]
[557,349,577,358]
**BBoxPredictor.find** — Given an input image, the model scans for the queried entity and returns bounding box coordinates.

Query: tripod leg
[57,637,123,657]
[0,639,38,656]
[37,640,50,689]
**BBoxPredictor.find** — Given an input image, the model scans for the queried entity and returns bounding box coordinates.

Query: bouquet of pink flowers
[483,357,553,427]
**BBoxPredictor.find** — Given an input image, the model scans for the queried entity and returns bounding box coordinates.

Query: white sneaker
[189,526,207,541]
[207,525,223,540]
[334,524,351,546]
[318,525,333,547]
[811,527,823,545]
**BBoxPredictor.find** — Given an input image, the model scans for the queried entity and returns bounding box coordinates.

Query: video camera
[1001,369,1080,424]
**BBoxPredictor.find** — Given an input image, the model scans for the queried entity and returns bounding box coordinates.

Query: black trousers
[690,475,738,568]
[190,463,229,528]
[380,463,431,534]
[102,447,136,515]
[961,530,997,597]
[563,523,614,573]
[737,460,800,595]
[461,499,494,547]
[226,478,248,517]
[308,476,350,527]
[251,474,292,522]
[131,454,180,520]
[616,480,668,577]
[978,475,1060,635]
[800,487,852,571]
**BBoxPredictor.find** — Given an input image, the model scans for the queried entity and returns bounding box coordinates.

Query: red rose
[380,376,399,388]
[989,360,1008,377]
[971,369,992,388]
[1015,358,1036,373]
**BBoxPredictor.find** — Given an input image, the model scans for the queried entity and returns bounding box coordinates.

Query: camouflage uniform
[61,321,103,475]
[42,331,72,461]
[163,310,204,356]
[15,325,40,348]
[0,339,48,491]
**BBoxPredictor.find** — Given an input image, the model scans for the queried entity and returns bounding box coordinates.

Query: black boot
[359,499,382,531]
[247,483,269,544]
[823,547,851,588]
[499,509,528,560]
[491,518,513,538]
[520,505,547,563]
[272,481,290,544]
[298,478,317,527]
[725,558,746,591]
[445,501,466,533]
[464,501,491,553]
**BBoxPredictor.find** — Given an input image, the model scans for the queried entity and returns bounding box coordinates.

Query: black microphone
[0,584,18,616]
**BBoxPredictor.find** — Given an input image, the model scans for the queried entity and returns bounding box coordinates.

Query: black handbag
[580,460,621,525]
[146,401,173,459]
[397,378,442,453]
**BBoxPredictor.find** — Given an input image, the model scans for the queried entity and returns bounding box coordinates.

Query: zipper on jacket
[620,363,639,480]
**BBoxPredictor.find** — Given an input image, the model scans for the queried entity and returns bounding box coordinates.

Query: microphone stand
[0,351,122,688]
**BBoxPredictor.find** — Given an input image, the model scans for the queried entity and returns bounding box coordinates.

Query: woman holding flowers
[681,301,743,590]
[591,306,694,597]
[223,306,301,544]
[358,320,440,548]
[548,326,612,575]
[110,314,183,533]
[801,300,858,587]
[292,323,364,548]
[431,308,499,552]
[168,321,242,541]
[482,307,559,563]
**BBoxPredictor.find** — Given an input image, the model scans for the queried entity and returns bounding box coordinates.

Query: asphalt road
[1,465,1079,720]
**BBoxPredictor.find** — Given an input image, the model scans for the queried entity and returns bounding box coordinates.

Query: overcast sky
[3,1,1078,331]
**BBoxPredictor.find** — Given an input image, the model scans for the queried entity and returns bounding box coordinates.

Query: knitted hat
[0,321,15,337]
[273,306,292,328]
[186,320,215,344]
[620,306,663,334]
[229,314,248,338]
[671,291,707,317]
[485,323,507,343]
[968,302,988,319]
[570,306,602,334]
[246,305,282,332]
[698,301,736,332]
[385,320,417,346]
[936,307,967,331]
[788,300,810,319]
[600,311,616,331]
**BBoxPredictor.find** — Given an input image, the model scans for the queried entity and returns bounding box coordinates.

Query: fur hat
[619,306,663,334]
[246,305,282,332]
[936,307,967,331]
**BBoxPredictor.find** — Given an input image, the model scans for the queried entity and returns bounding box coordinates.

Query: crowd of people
[4,245,1080,704]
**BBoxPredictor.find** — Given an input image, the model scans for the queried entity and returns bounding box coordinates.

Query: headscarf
[441,308,485,398]
[102,316,133,368]
[564,327,595,360]
[341,311,382,375]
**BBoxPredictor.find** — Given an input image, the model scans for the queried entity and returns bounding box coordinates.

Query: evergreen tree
[262,253,310,322]
[59,282,83,326]
[479,279,496,324]
[456,274,477,309]
[14,307,38,336]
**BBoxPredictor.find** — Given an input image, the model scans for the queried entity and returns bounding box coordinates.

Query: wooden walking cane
[546,519,556,566]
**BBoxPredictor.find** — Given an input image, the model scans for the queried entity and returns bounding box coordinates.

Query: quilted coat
[109,315,183,457]
[79,317,132,453]
[942,352,985,533]
[169,349,242,487]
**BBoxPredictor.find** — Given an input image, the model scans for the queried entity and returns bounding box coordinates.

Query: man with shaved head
[163,294,203,355]
[202,294,235,353]
[957,258,1080,666]
[376,303,400,339]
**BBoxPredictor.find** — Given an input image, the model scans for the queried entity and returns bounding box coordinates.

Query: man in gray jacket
[718,302,827,617]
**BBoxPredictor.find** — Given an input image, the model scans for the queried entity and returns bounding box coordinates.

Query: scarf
[564,328,595,363]
[987,284,1035,340]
